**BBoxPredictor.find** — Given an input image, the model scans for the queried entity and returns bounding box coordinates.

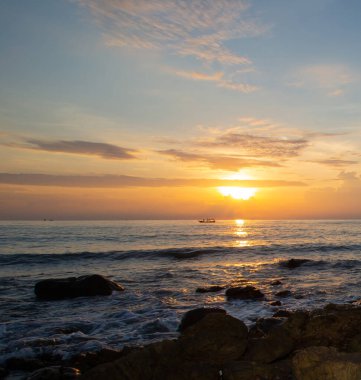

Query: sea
[0,219,360,365]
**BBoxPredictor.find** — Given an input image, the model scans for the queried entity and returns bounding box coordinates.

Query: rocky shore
[3,302,361,380]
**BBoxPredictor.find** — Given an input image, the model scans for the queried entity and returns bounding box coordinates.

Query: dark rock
[279,258,310,269]
[27,366,81,380]
[270,279,282,286]
[179,312,248,363]
[195,285,225,293]
[292,346,361,380]
[34,275,124,300]
[69,348,127,372]
[253,317,284,335]
[273,309,291,318]
[270,300,282,306]
[275,290,292,298]
[178,307,226,332]
[226,285,264,300]
[223,359,293,380]
[6,357,45,371]
[244,324,294,364]
[0,367,8,378]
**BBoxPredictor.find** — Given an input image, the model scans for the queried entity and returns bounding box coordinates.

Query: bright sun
[217,186,257,200]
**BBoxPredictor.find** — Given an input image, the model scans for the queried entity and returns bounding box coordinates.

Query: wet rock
[226,285,264,300]
[195,285,225,293]
[223,359,293,380]
[273,309,291,318]
[34,274,124,300]
[270,300,282,306]
[178,307,226,332]
[27,366,81,379]
[279,258,310,269]
[179,312,248,362]
[292,346,361,380]
[270,279,282,286]
[276,290,292,298]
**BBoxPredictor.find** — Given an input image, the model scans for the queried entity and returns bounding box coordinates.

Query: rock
[292,346,361,380]
[81,340,220,380]
[275,290,292,298]
[27,366,81,380]
[279,258,310,269]
[34,275,124,300]
[6,357,45,371]
[195,285,225,293]
[273,309,291,318]
[226,286,264,300]
[178,307,226,332]
[0,367,8,378]
[179,312,248,363]
[223,359,292,380]
[270,300,282,306]
[244,325,294,363]
[270,279,282,286]
[69,348,127,372]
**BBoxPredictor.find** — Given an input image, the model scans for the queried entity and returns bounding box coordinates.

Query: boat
[198,218,215,223]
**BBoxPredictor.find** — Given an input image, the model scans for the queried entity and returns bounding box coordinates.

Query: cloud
[289,64,358,96]
[311,158,359,168]
[0,173,305,188]
[173,69,258,92]
[158,149,280,170]
[80,0,265,64]
[197,129,309,158]
[9,139,138,160]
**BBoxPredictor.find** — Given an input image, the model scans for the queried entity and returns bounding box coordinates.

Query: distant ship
[198,218,215,223]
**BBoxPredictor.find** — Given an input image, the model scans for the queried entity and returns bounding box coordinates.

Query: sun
[218,186,257,200]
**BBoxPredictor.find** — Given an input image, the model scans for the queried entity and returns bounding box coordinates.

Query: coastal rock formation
[34,274,124,300]
[225,285,264,300]
[18,304,361,380]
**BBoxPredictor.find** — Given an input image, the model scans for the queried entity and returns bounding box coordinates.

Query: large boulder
[34,275,124,300]
[178,307,226,332]
[226,286,264,300]
[292,346,361,380]
[179,312,248,363]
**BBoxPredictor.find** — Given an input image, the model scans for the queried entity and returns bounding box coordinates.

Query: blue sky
[1,0,361,218]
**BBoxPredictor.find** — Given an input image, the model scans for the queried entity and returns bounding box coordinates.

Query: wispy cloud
[197,129,309,158]
[311,158,359,168]
[9,139,138,160]
[173,69,258,92]
[289,64,358,96]
[0,173,305,188]
[79,0,265,91]
[158,149,280,170]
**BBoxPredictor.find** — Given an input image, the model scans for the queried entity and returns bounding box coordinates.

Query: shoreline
[3,302,361,379]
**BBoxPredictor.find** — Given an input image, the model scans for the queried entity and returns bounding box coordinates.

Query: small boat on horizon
[198,218,216,223]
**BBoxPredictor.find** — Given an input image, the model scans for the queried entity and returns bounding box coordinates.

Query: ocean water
[0,219,360,364]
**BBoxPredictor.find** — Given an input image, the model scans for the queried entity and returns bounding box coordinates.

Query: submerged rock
[270,279,283,286]
[226,285,264,300]
[34,274,124,300]
[276,290,292,298]
[279,258,310,269]
[178,307,226,332]
[195,285,225,293]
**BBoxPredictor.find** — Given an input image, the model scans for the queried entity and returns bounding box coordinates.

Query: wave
[1,242,361,266]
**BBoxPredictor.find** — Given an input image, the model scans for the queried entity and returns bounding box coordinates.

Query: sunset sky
[1,0,361,219]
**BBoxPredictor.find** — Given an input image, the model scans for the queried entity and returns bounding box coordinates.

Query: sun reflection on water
[234,219,250,247]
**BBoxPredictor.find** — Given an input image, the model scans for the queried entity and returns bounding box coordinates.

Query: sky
[1,0,361,219]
